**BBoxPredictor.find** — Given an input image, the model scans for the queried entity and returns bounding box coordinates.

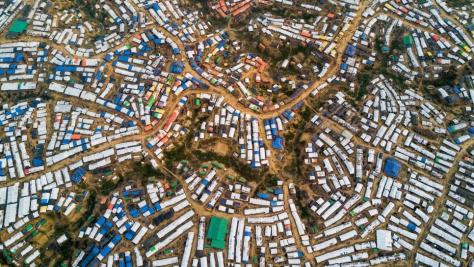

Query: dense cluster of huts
[1,0,474,265]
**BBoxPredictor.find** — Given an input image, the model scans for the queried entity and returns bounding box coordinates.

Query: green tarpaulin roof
[206,216,229,249]
[9,20,28,33]
[403,36,413,45]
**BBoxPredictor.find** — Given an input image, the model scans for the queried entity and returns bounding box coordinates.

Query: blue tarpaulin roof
[32,158,43,167]
[71,167,86,183]
[383,158,402,178]
[272,136,284,150]
[344,45,357,57]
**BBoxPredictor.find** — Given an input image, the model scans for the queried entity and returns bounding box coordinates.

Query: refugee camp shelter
[206,216,229,249]
[9,20,28,34]
[345,44,357,57]
[71,167,87,183]
[376,230,393,251]
[272,136,284,150]
[383,158,402,178]
[403,36,413,45]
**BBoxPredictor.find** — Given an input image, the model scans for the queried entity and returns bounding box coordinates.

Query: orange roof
[220,0,228,12]
[144,125,153,132]
[217,9,226,18]
[327,13,335,18]
[256,57,266,65]
[233,4,251,16]
[231,0,251,13]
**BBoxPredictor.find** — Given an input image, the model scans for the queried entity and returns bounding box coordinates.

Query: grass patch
[423,70,458,87]
[263,176,279,187]
[295,186,310,219]
[446,0,470,7]
[99,175,124,195]
[132,162,163,177]
[164,145,186,170]
[283,128,305,178]
[56,239,76,263]
[344,73,370,102]
[310,89,335,110]
[74,190,97,230]
[193,150,267,182]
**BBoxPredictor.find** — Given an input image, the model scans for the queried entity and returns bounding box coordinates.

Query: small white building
[376,230,393,251]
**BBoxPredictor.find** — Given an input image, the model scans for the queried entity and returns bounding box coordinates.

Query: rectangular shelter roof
[403,36,413,45]
[383,157,402,178]
[9,20,28,33]
[206,216,229,249]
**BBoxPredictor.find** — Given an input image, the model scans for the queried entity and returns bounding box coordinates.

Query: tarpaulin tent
[383,158,402,178]
[344,45,357,57]
[9,20,28,34]
[71,167,86,183]
[206,216,229,249]
[272,136,284,150]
